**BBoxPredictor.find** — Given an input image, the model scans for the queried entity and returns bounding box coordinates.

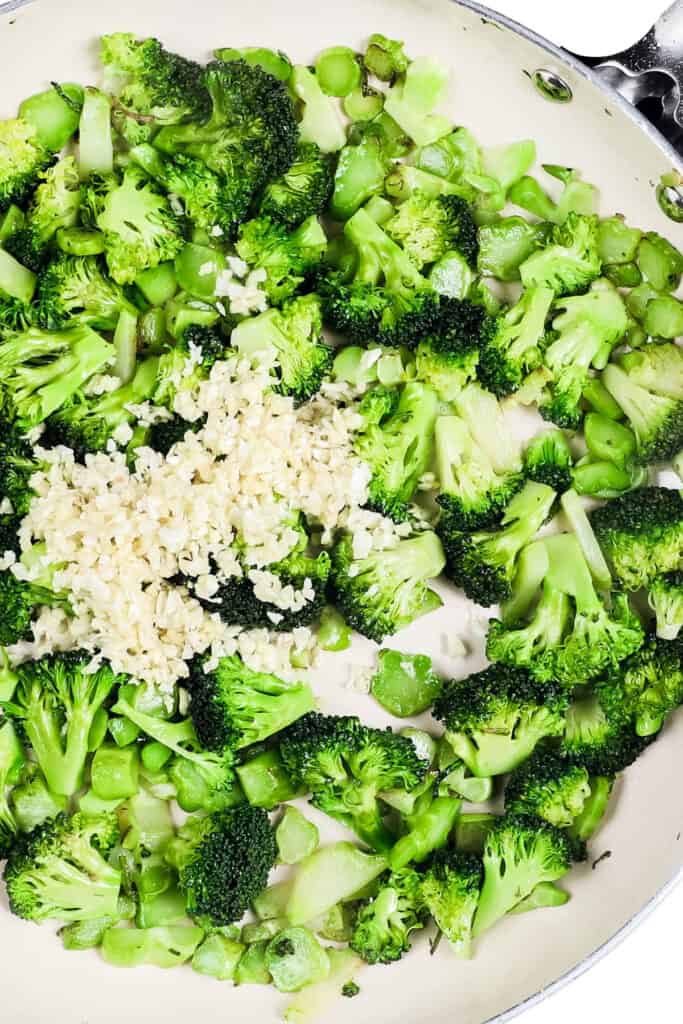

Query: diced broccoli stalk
[364,34,409,83]
[214,45,293,81]
[18,83,83,153]
[420,849,482,958]
[355,381,438,521]
[231,294,332,404]
[286,842,388,926]
[520,213,601,296]
[4,157,81,272]
[236,215,326,305]
[649,571,683,640]
[77,89,114,178]
[477,217,548,281]
[478,286,554,397]
[384,58,451,147]
[388,796,462,870]
[370,649,442,718]
[524,429,574,492]
[0,323,115,429]
[433,664,568,777]
[10,766,67,834]
[260,142,335,226]
[350,868,429,963]
[385,191,478,270]
[0,118,52,212]
[291,66,347,154]
[439,480,556,607]
[265,927,331,992]
[540,280,629,429]
[509,167,597,224]
[329,531,445,643]
[637,230,683,292]
[454,382,522,476]
[331,137,391,221]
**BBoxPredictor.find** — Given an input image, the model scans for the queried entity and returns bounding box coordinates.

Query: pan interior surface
[0,1,681,1022]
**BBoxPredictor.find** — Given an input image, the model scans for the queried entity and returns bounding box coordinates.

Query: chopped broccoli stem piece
[384,58,451,147]
[370,649,442,717]
[291,66,347,154]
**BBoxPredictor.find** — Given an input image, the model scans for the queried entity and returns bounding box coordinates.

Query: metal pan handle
[583,1,682,149]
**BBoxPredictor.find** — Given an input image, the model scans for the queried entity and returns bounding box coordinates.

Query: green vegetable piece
[584,413,636,468]
[637,231,683,291]
[101,925,203,968]
[0,247,37,303]
[364,34,408,82]
[284,948,361,1024]
[343,87,384,122]
[371,649,442,717]
[266,927,331,992]
[19,84,83,152]
[242,917,289,944]
[56,227,106,256]
[141,741,173,773]
[572,460,633,498]
[454,813,498,854]
[384,58,451,147]
[78,789,124,815]
[316,902,357,942]
[400,727,437,766]
[60,916,112,951]
[429,249,475,298]
[87,706,109,752]
[317,606,351,651]
[439,760,493,803]
[137,886,187,929]
[192,932,245,980]
[560,489,612,591]
[214,46,292,81]
[287,842,387,925]
[113,308,138,386]
[175,243,226,300]
[237,750,299,809]
[625,282,661,322]
[78,88,113,178]
[477,217,546,281]
[597,217,641,264]
[0,205,25,244]
[582,377,624,420]
[603,262,642,288]
[315,47,361,97]
[122,788,174,855]
[568,776,614,842]
[138,307,166,348]
[254,879,294,921]
[388,796,461,870]
[642,295,683,339]
[508,176,556,221]
[136,262,178,307]
[91,743,140,800]
[277,806,320,864]
[331,137,389,220]
[292,66,346,154]
[11,771,66,832]
[108,716,141,748]
[235,940,272,985]
[509,881,569,914]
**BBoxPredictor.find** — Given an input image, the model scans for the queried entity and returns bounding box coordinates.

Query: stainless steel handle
[585,1,683,148]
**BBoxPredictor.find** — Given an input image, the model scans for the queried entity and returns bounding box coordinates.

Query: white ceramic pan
[0,1,681,1022]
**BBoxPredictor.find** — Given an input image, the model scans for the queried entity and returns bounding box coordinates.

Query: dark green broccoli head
[350,868,428,964]
[154,58,298,220]
[590,486,683,590]
[280,712,429,852]
[523,428,574,492]
[164,806,276,927]
[37,254,138,330]
[329,531,445,644]
[4,156,81,273]
[0,119,53,213]
[146,414,203,457]
[519,212,601,297]
[5,652,123,797]
[386,192,479,269]
[3,811,121,922]
[649,570,683,641]
[439,481,556,607]
[259,142,335,226]
[356,381,438,522]
[433,664,569,778]
[473,813,578,937]
[602,356,683,466]
[188,654,315,752]
[0,428,41,516]
[420,848,482,958]
[599,635,683,738]
[560,690,652,775]
[414,296,493,400]
[235,216,326,306]
[478,286,555,398]
[0,569,69,647]
[153,324,229,410]
[505,748,591,828]
[0,514,21,558]
[181,322,228,366]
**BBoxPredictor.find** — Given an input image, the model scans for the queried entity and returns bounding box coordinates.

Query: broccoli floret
[590,486,683,590]
[0,323,115,429]
[0,428,42,516]
[3,812,121,922]
[164,806,276,927]
[414,296,493,401]
[0,118,52,212]
[154,322,228,409]
[0,515,22,557]
[329,531,445,643]
[188,654,315,752]
[259,142,335,226]
[524,429,574,492]
[478,286,554,397]
[560,690,651,775]
[280,712,428,852]
[473,813,577,937]
[0,720,25,859]
[649,571,683,641]
[486,578,573,680]
[0,295,35,339]
[111,694,236,808]
[505,748,591,828]
[350,868,428,964]
[386,192,479,269]
[3,652,123,797]
[4,157,81,272]
[41,356,159,459]
[37,254,139,330]
[95,165,186,285]
[145,414,202,456]
[318,206,439,347]
[154,59,298,222]
[540,280,629,430]
[0,568,70,647]
[438,481,556,607]
[600,636,683,738]
[420,849,482,958]
[602,345,683,464]
[130,144,245,237]
[100,33,209,143]
[519,212,601,297]
[354,381,438,522]
[432,664,568,778]
[231,294,332,404]
[235,216,327,305]
[435,415,524,531]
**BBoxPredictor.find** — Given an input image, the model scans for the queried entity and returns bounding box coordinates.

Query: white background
[488,9,682,1024]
